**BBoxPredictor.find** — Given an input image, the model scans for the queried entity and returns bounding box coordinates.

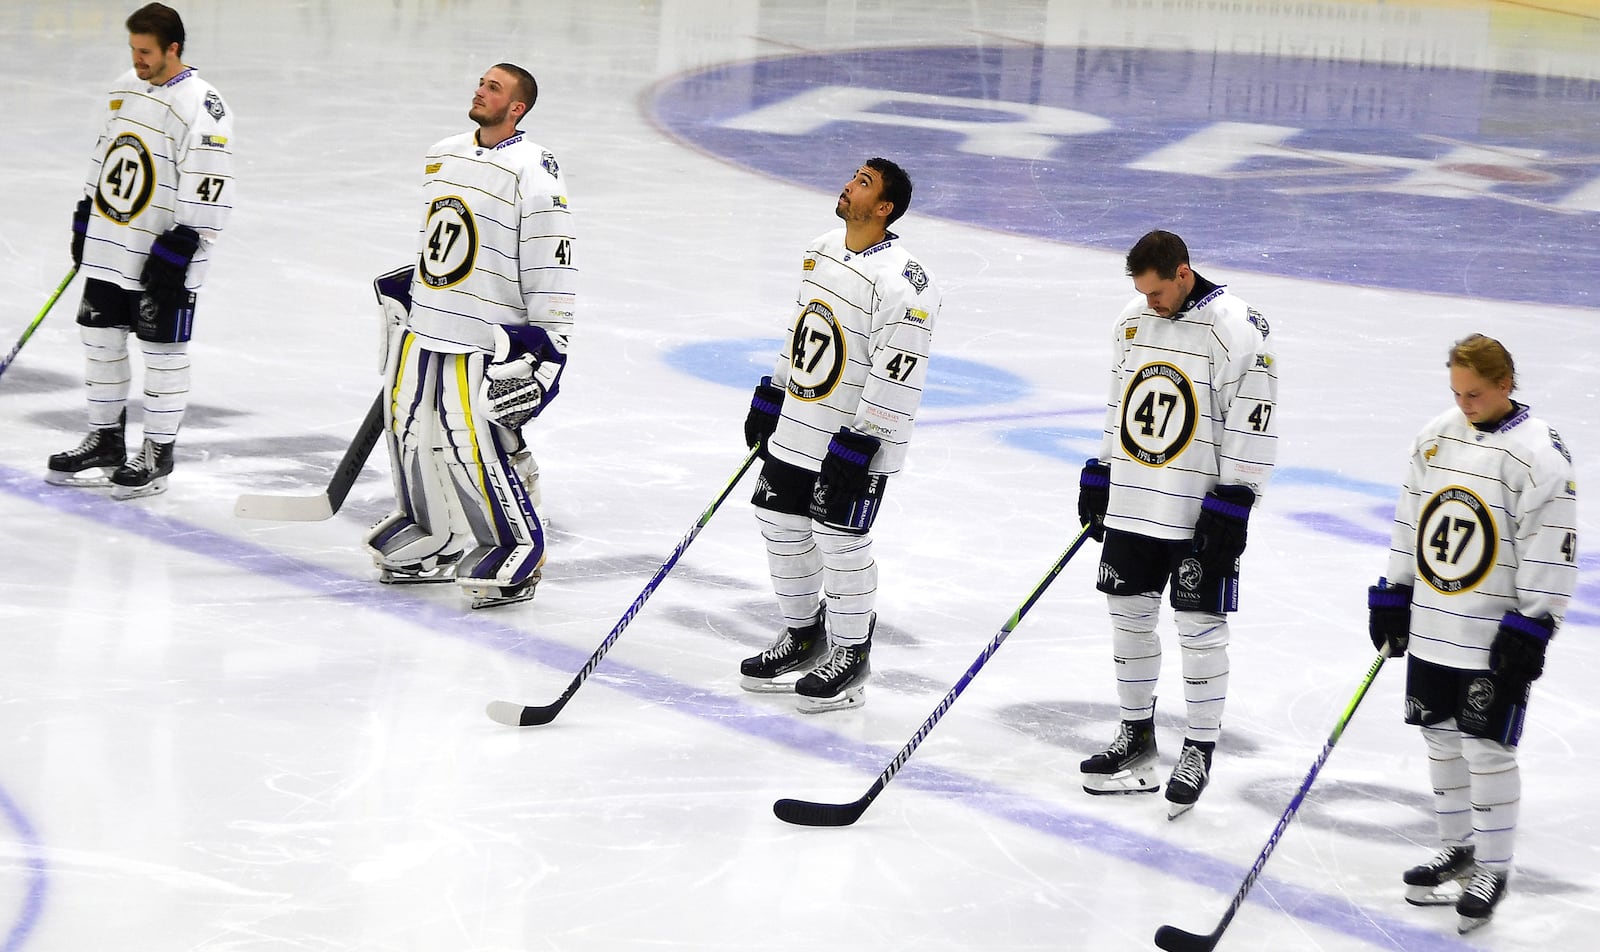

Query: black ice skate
[1403,845,1476,906]
[1080,718,1159,795]
[794,638,871,713]
[1455,867,1508,934]
[461,568,540,610]
[739,616,827,693]
[378,550,463,585]
[1164,740,1214,819]
[45,411,126,488]
[109,438,174,500]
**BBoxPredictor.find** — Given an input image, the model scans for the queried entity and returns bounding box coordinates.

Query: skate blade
[1406,883,1465,907]
[111,477,169,500]
[465,582,538,610]
[1457,914,1493,935]
[739,675,804,694]
[797,687,865,714]
[1082,765,1160,795]
[1166,800,1198,820]
[44,469,114,488]
[378,570,458,585]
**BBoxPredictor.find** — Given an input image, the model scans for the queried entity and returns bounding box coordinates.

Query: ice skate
[1164,740,1214,819]
[1455,867,1507,934]
[45,411,125,488]
[377,550,463,585]
[462,569,540,610]
[794,639,870,713]
[109,438,174,500]
[739,615,826,693]
[1403,845,1476,906]
[1080,718,1159,795]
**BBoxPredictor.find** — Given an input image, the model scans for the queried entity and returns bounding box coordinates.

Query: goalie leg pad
[365,340,462,570]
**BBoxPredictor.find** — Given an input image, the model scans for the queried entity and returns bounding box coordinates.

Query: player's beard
[469,102,510,127]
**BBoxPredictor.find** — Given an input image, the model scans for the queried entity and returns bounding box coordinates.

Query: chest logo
[1119,361,1198,467]
[1415,485,1498,596]
[786,300,847,402]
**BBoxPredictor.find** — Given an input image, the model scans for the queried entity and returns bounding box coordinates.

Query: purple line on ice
[2,469,1479,952]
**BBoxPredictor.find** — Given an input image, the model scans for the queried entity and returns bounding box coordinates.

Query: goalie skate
[463,572,540,610]
[1080,719,1159,795]
[378,551,463,585]
[1404,845,1476,906]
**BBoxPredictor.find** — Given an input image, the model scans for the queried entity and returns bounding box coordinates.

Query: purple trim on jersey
[1200,491,1251,522]
[1368,583,1412,610]
[162,67,196,87]
[1499,610,1552,642]
[1080,462,1109,489]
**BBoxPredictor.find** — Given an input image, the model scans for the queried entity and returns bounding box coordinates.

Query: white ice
[0,2,1597,950]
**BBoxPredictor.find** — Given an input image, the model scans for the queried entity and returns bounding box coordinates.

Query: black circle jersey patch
[786,300,846,401]
[95,133,156,224]
[418,196,478,289]
[1415,485,1498,595]
[1119,361,1198,467]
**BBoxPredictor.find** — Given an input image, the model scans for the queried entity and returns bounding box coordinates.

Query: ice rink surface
[1,1,1597,949]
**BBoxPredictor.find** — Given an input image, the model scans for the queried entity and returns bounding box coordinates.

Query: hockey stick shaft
[0,265,78,380]
[1153,645,1391,952]
[233,391,384,521]
[773,524,1095,827]
[486,443,762,727]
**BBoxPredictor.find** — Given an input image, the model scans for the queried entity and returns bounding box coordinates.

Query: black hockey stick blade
[234,392,384,521]
[1153,924,1220,952]
[772,526,1093,828]
[485,445,761,727]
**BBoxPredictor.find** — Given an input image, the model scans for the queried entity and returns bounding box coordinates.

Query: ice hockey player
[1369,333,1576,933]
[364,63,575,609]
[47,3,235,499]
[739,158,940,713]
[1076,229,1278,817]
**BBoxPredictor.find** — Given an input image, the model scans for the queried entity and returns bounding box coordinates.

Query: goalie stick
[485,443,761,727]
[773,524,1093,827]
[0,265,78,382]
[234,391,384,521]
[1153,646,1392,952]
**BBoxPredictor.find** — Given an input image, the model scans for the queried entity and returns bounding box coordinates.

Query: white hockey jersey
[405,130,577,356]
[80,67,235,291]
[766,228,940,475]
[1098,276,1278,540]
[1385,403,1579,670]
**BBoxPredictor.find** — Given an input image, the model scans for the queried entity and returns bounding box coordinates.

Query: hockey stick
[233,391,384,521]
[485,443,762,727]
[1153,645,1392,952]
[0,265,78,382]
[773,524,1094,827]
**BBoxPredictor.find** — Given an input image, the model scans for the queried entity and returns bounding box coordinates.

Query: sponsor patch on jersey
[551,194,568,209]
[1247,309,1270,338]
[425,162,442,175]
[1423,442,1439,462]
[1124,327,1137,340]
[204,91,226,120]
[109,98,123,111]
[903,307,928,324]
[902,260,928,293]
[803,257,816,271]
[200,134,228,148]
[1567,480,1578,495]
[541,150,560,177]
[1254,354,1273,369]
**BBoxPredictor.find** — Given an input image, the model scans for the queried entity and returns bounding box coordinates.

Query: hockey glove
[745,376,784,450]
[1191,484,1255,581]
[810,427,880,525]
[482,353,561,430]
[373,265,414,375]
[1489,610,1554,683]
[1077,459,1110,541]
[139,225,201,312]
[1367,578,1413,657]
[71,197,92,266]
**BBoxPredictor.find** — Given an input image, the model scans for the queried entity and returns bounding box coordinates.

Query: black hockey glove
[1077,459,1110,542]
[810,427,880,525]
[1489,610,1554,683]
[140,225,201,311]
[1366,578,1412,657]
[71,197,92,266]
[1191,484,1255,581]
[744,376,784,450]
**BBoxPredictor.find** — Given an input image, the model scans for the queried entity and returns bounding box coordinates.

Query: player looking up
[1368,333,1577,933]
[364,63,576,609]
[47,2,235,499]
[1076,230,1278,817]
[738,158,941,713]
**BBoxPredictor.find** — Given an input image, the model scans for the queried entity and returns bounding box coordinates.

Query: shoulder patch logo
[541,150,560,177]
[425,162,442,175]
[1549,427,1572,464]
[803,257,816,271]
[203,91,226,120]
[109,98,123,111]
[902,260,928,294]
[1247,309,1270,338]
[1423,442,1439,462]
[1124,326,1137,340]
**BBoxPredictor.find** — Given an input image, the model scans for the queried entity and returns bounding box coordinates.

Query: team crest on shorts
[204,91,226,120]
[1176,557,1203,592]
[902,260,928,293]
[1466,677,1496,713]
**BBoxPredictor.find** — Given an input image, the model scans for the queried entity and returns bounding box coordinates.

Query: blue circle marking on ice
[666,338,1031,408]
[0,784,46,952]
[649,47,1600,306]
